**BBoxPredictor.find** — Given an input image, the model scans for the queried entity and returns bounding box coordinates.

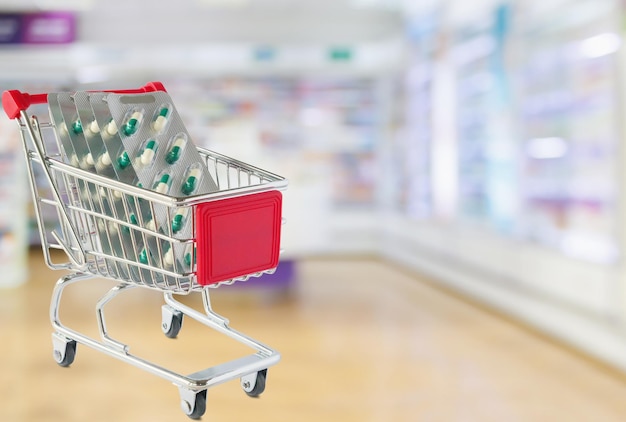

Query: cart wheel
[53,339,77,367]
[242,369,267,398]
[181,389,206,420]
[162,305,183,339]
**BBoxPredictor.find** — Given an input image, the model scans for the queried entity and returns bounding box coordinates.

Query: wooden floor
[2,250,626,421]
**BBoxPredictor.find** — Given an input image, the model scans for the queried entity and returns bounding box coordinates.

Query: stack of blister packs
[47,89,218,284]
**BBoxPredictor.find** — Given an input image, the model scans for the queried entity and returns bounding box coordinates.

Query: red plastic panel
[195,191,282,286]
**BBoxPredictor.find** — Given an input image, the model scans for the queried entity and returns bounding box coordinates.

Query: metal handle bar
[2,81,166,119]
[19,111,89,268]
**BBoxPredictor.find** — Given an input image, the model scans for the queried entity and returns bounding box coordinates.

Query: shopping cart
[2,83,287,419]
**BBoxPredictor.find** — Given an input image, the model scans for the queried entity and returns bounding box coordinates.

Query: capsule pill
[139,139,158,167]
[171,208,189,233]
[80,153,95,169]
[117,151,131,169]
[87,120,100,135]
[165,135,186,164]
[152,107,169,132]
[181,168,202,195]
[105,119,118,136]
[71,119,83,134]
[154,174,171,194]
[145,219,157,232]
[96,151,112,171]
[184,244,195,268]
[139,248,149,265]
[123,111,143,136]
[163,245,175,268]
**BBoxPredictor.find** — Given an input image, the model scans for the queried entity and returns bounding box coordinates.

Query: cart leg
[49,272,93,366]
[50,272,93,331]
[95,283,136,353]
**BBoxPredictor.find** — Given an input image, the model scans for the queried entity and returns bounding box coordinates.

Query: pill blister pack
[47,90,219,282]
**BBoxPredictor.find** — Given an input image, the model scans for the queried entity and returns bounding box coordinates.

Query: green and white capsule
[123,110,143,136]
[171,207,190,234]
[137,139,158,167]
[181,164,203,195]
[151,105,170,132]
[165,134,187,164]
[153,173,172,194]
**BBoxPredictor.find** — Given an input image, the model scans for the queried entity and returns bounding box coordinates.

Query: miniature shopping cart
[2,83,287,419]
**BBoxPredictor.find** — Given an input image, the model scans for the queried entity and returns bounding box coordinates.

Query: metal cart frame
[3,84,287,419]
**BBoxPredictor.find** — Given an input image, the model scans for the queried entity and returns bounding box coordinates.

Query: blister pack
[48,93,118,277]
[102,91,217,275]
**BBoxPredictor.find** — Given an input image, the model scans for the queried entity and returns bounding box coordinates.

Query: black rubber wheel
[245,369,267,398]
[186,389,207,420]
[164,311,183,339]
[55,340,77,367]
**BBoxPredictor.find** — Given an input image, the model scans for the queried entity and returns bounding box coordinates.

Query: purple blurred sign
[0,12,75,45]
[0,15,21,44]
[22,12,76,44]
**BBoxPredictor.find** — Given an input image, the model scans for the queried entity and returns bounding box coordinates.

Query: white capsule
[96,151,112,171]
[87,120,100,135]
[70,154,80,168]
[155,183,169,194]
[163,246,175,268]
[107,221,120,234]
[80,153,95,169]
[105,119,118,136]
[146,219,157,231]
[59,121,68,136]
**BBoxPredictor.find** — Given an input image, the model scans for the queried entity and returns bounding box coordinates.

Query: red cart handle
[1,81,167,120]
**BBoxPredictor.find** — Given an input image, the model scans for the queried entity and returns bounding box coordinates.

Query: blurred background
[2,0,626,420]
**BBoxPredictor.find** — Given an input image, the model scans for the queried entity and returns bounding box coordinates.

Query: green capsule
[139,248,148,265]
[117,151,131,169]
[172,214,184,233]
[71,119,83,134]
[129,213,138,225]
[165,146,181,164]
[184,250,196,267]
[165,135,186,164]
[181,167,202,195]
[182,177,197,195]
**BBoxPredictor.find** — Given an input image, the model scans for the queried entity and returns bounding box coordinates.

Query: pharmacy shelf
[380,213,626,373]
